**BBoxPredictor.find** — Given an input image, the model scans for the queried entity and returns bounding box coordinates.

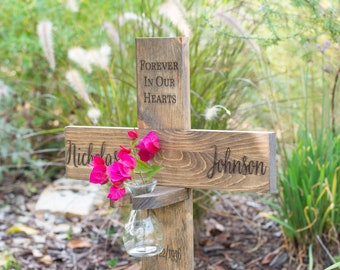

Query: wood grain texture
[136,37,190,129]
[65,126,276,192]
[136,37,193,269]
[131,186,189,210]
[142,190,193,270]
[110,186,189,210]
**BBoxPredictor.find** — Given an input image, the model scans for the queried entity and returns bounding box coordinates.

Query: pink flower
[90,155,106,167]
[128,129,138,140]
[117,146,132,158]
[89,156,108,184]
[136,131,161,162]
[120,153,136,170]
[107,161,133,182]
[117,146,137,170]
[89,129,163,203]
[107,184,126,201]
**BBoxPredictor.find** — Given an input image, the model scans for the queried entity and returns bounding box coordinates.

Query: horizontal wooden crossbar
[65,126,276,193]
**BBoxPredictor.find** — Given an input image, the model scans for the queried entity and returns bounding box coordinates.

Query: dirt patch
[0,180,299,269]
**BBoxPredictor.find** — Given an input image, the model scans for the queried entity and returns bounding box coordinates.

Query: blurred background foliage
[0,0,339,267]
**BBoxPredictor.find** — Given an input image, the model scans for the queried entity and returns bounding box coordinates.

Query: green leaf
[135,160,149,172]
[107,258,118,267]
[324,262,340,270]
[146,164,163,180]
[262,213,296,233]
[134,160,163,181]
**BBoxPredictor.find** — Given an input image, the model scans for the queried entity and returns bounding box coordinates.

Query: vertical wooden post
[136,37,194,270]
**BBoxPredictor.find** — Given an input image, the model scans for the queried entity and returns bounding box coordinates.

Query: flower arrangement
[89,129,162,201]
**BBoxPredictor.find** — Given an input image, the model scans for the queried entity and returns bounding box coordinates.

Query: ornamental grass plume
[118,12,154,35]
[103,22,127,55]
[68,47,92,73]
[204,105,231,120]
[68,45,112,72]
[65,69,92,105]
[37,20,56,70]
[89,130,162,201]
[118,12,144,25]
[103,22,121,48]
[87,107,101,125]
[87,44,112,70]
[159,0,191,37]
[65,0,80,13]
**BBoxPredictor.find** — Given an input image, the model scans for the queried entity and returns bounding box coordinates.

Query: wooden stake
[136,37,193,270]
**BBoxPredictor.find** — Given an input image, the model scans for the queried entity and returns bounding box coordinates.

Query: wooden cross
[65,37,276,270]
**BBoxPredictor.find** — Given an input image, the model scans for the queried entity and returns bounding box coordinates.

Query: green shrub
[261,1,340,266]
[1,0,262,180]
[0,81,59,181]
[266,130,340,264]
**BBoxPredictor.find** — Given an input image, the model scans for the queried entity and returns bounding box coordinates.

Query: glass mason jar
[123,179,164,257]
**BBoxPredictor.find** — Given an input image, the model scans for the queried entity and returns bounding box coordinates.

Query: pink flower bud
[128,129,138,140]
[117,146,132,158]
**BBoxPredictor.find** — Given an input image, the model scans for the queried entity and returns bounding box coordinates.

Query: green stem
[331,66,340,136]
[101,70,111,120]
[107,69,122,124]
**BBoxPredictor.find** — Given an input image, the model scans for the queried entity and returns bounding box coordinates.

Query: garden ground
[1,179,302,270]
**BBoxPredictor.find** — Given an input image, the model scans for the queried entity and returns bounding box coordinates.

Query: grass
[266,130,340,263]
[1,0,261,179]
[259,0,340,266]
